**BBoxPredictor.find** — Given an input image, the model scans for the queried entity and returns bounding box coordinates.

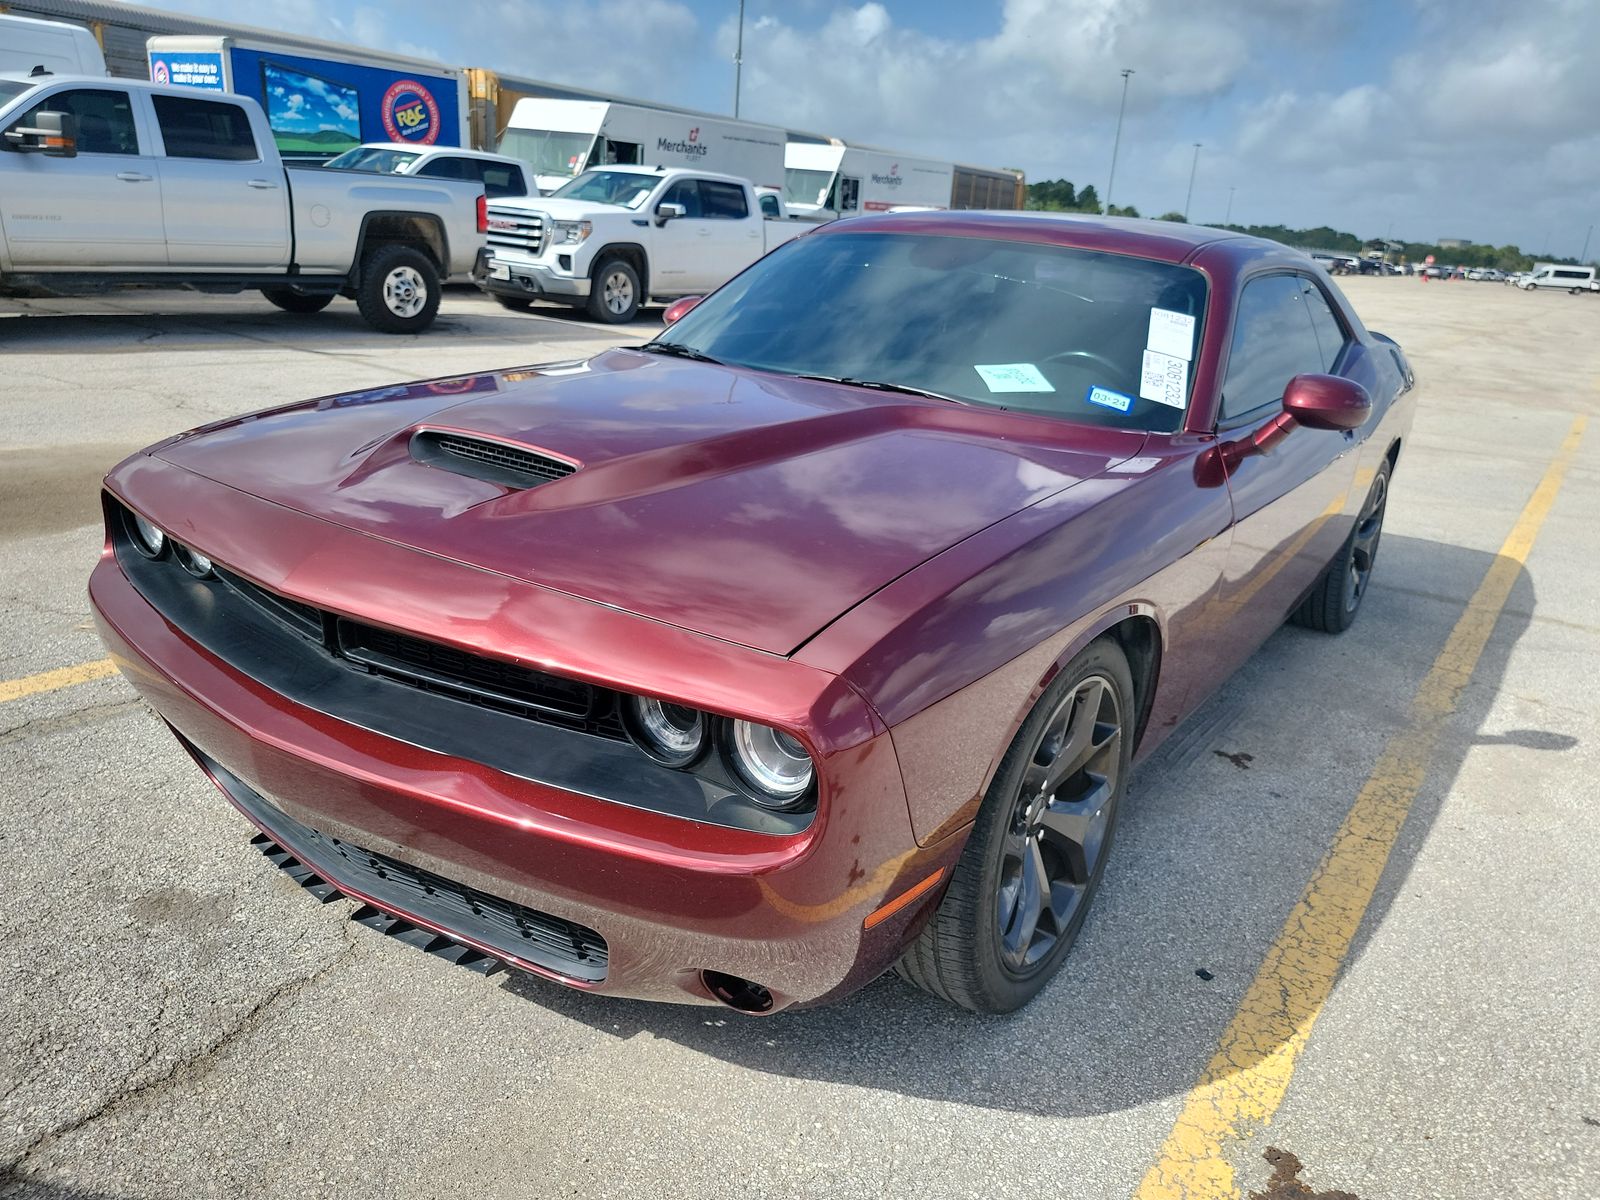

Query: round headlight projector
[176,546,214,577]
[129,512,166,558]
[625,696,706,767]
[729,720,814,806]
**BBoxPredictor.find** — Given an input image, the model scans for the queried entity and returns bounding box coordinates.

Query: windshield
[322,147,419,173]
[550,170,658,210]
[498,127,596,178]
[0,81,34,107]
[654,231,1209,432]
[784,167,834,207]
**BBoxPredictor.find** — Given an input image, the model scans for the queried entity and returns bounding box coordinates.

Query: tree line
[1023,178,1582,270]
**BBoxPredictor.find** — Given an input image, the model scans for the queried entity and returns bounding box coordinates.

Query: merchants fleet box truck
[784,141,1024,220]
[497,98,788,196]
[146,35,468,161]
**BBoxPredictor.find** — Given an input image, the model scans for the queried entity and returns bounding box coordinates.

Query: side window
[416,156,470,180]
[152,96,257,161]
[660,178,702,218]
[1220,275,1327,420]
[758,192,781,218]
[699,179,749,219]
[12,89,139,155]
[480,164,523,198]
[1300,278,1349,372]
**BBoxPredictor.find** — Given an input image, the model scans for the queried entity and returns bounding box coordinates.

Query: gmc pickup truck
[0,74,487,333]
[480,166,809,323]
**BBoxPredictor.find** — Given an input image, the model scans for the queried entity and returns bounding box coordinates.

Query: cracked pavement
[2,284,1598,1199]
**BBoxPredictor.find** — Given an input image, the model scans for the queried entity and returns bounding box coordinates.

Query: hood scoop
[409,430,578,490]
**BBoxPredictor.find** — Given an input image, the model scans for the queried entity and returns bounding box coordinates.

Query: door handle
[246,179,278,189]
[116,171,152,182]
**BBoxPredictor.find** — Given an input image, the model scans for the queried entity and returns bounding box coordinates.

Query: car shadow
[487,533,1543,1119]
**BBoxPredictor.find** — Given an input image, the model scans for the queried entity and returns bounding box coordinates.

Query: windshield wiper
[637,342,724,364]
[791,374,965,405]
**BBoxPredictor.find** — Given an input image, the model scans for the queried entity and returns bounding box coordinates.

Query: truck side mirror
[655,201,686,227]
[3,110,77,157]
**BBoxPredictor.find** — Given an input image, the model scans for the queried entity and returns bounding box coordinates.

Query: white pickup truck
[0,74,487,333]
[479,166,809,323]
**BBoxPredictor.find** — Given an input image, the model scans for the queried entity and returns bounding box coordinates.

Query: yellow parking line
[0,658,117,704]
[1133,413,1587,1200]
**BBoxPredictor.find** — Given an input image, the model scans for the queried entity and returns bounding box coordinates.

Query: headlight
[553,219,592,245]
[728,720,814,806]
[175,545,214,577]
[128,511,166,558]
[623,696,706,767]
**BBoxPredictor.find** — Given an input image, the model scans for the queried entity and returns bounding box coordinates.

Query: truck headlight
[553,220,592,245]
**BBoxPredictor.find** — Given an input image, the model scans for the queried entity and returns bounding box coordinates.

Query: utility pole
[1183,142,1201,221]
[732,0,746,118]
[1225,186,1235,224]
[1582,223,1594,264]
[1104,68,1134,214]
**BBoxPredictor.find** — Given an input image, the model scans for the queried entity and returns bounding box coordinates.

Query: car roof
[348,142,523,164]
[814,210,1294,267]
[584,165,752,186]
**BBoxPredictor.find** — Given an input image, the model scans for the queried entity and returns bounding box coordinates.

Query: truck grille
[486,204,546,256]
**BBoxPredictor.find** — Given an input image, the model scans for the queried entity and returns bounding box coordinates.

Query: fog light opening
[702,969,774,1014]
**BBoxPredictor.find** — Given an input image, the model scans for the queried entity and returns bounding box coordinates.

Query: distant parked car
[324,143,533,199]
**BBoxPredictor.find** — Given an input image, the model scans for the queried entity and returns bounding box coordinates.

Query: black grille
[193,748,609,983]
[216,567,324,641]
[411,431,576,489]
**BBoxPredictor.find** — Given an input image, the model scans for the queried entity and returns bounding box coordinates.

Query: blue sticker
[1086,386,1134,413]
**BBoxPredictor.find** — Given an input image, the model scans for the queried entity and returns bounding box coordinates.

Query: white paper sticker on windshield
[974,363,1055,393]
[1147,308,1197,361]
[1140,349,1188,409]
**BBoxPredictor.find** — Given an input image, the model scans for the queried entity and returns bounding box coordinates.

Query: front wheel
[1292,459,1390,633]
[585,257,641,324]
[896,639,1133,1013]
[260,287,334,314]
[355,244,441,333]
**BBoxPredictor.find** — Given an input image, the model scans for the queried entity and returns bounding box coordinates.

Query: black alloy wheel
[1292,458,1392,634]
[896,638,1134,1013]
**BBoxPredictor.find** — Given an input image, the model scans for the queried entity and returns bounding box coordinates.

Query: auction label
[1147,307,1196,361]
[1140,349,1188,408]
[974,363,1054,393]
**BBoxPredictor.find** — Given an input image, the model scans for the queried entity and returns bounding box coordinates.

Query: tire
[896,638,1134,1013]
[493,294,536,313]
[1291,459,1391,633]
[260,287,334,315]
[355,244,441,334]
[585,257,641,324]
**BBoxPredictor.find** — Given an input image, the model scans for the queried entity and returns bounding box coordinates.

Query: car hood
[492,196,636,220]
[153,352,1143,655]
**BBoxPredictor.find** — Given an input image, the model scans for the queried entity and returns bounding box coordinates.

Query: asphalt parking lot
[2,279,1597,1200]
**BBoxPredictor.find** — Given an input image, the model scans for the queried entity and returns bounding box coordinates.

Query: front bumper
[90,465,952,1011]
[478,256,591,301]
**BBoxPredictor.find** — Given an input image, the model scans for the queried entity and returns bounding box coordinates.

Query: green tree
[1106,203,1141,218]
[1156,211,1187,222]
[1072,184,1101,213]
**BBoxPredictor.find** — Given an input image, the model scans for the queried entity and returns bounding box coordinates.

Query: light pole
[1225,186,1235,224]
[1582,223,1594,264]
[732,0,746,118]
[1183,142,1201,220]
[1104,68,1134,214]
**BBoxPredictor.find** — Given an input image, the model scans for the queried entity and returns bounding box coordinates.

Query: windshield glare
[550,170,657,210]
[655,231,1208,432]
[323,147,418,173]
[498,128,596,178]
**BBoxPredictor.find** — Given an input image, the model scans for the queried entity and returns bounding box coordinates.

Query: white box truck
[497,98,787,196]
[783,142,955,220]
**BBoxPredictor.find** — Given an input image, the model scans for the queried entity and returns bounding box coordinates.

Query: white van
[0,15,107,77]
[1518,264,1598,293]
[497,99,787,196]
[784,142,954,220]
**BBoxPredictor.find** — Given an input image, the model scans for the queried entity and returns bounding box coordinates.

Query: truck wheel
[356,244,441,333]
[260,287,334,314]
[586,258,641,324]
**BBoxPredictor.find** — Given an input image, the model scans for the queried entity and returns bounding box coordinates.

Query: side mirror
[3,110,77,157]
[662,296,702,326]
[1283,373,1371,431]
[655,201,687,226]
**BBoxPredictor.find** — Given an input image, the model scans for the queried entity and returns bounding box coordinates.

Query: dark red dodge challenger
[91,213,1415,1014]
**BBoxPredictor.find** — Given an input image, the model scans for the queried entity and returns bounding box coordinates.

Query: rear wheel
[585,257,641,324]
[260,287,334,314]
[1292,459,1390,633]
[896,639,1133,1013]
[355,244,441,333]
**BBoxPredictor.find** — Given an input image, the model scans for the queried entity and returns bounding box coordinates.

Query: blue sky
[155,0,1597,256]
